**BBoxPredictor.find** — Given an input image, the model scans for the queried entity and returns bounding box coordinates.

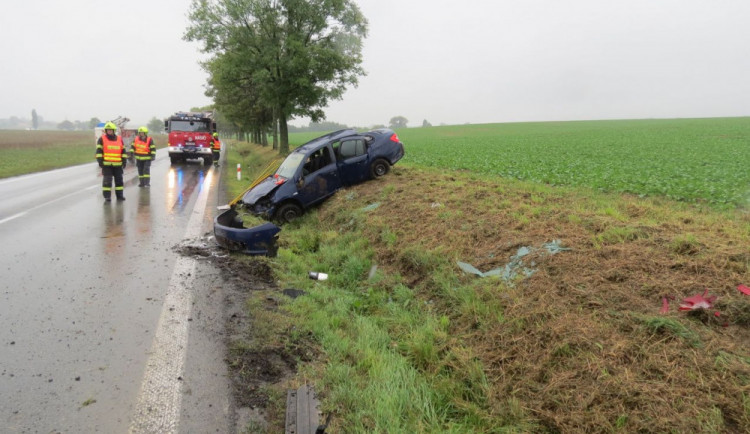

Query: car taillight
[273,174,287,185]
[390,134,400,143]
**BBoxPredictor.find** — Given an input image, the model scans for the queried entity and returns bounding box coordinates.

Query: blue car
[244,128,404,222]
[213,129,404,255]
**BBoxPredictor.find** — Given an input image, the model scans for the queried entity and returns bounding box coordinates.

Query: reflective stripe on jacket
[102,135,125,165]
[133,136,155,160]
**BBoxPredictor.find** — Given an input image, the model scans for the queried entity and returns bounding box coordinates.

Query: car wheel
[169,155,179,165]
[203,155,213,166]
[370,158,390,178]
[275,203,303,223]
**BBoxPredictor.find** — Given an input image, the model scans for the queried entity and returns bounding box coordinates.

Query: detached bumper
[214,209,281,256]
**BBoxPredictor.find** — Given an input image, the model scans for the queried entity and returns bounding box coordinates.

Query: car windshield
[276,153,306,179]
[169,120,211,132]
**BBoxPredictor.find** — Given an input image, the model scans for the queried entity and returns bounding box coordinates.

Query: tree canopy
[184,0,368,153]
[390,116,408,129]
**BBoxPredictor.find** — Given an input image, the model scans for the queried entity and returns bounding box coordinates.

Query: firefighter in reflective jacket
[130,126,156,187]
[95,122,127,201]
[211,132,221,167]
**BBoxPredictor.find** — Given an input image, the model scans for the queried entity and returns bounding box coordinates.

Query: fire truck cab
[165,111,217,165]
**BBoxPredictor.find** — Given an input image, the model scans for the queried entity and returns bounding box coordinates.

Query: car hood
[242,177,279,205]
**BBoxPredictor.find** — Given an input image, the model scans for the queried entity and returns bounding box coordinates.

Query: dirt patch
[176,238,307,432]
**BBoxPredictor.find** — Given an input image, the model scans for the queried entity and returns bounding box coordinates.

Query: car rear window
[339,139,366,159]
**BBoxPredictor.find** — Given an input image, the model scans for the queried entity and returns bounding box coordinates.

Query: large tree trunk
[272,108,279,151]
[279,114,289,154]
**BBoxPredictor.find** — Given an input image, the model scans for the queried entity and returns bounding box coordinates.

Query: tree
[147,117,164,134]
[31,109,38,130]
[185,0,368,154]
[57,120,74,130]
[422,119,432,127]
[389,116,408,129]
[88,117,101,129]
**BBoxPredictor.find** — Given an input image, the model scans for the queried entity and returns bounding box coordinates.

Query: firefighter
[95,121,127,202]
[131,126,156,187]
[211,132,221,167]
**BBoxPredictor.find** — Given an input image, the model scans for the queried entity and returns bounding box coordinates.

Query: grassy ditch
[222,142,750,432]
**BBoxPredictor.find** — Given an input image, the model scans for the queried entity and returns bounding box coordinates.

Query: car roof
[293,129,358,154]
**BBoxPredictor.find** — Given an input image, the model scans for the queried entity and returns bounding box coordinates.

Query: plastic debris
[542,240,572,254]
[660,296,672,314]
[308,271,328,281]
[678,289,717,311]
[457,241,570,284]
[738,284,750,296]
[282,288,306,298]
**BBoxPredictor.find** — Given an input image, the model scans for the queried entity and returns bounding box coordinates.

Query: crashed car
[243,128,403,222]
[213,128,404,254]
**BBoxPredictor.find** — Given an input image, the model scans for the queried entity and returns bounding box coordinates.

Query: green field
[0,130,94,178]
[0,130,166,179]
[392,117,750,208]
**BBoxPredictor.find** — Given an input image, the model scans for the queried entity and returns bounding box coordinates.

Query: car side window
[303,147,333,174]
[339,139,366,160]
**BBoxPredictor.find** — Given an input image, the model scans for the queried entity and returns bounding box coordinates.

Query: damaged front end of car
[214,207,281,256]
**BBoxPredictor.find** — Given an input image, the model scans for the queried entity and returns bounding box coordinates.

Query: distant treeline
[287,121,386,133]
[0,117,57,130]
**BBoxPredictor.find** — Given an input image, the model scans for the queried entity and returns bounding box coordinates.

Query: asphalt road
[0,150,235,433]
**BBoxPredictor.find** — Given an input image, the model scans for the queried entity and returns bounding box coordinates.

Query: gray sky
[2,0,749,128]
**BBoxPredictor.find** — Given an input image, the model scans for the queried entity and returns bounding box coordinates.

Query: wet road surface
[0,151,233,433]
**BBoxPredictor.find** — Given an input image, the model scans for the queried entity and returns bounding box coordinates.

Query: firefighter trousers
[101,165,124,199]
[136,159,151,186]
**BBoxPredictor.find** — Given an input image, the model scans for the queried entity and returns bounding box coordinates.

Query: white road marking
[129,170,213,433]
[0,184,99,226]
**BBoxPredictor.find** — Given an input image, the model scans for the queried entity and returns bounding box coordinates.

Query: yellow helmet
[104,122,117,131]
[213,132,218,138]
[138,126,148,134]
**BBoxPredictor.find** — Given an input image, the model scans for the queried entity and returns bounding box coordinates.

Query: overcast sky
[1,0,749,128]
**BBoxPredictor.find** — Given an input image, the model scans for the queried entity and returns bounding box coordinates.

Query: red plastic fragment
[679,289,717,311]
[738,284,750,296]
[660,296,670,314]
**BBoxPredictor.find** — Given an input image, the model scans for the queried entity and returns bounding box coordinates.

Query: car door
[296,145,341,207]
[335,137,370,185]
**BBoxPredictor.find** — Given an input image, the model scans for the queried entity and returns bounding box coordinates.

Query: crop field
[0,130,164,179]
[385,117,750,209]
[0,130,95,179]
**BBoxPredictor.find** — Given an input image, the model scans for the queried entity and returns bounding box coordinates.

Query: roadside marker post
[237,163,241,181]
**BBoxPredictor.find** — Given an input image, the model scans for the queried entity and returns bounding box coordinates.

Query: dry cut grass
[318,166,750,432]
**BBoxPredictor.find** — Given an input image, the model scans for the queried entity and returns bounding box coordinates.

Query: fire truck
[164,111,217,165]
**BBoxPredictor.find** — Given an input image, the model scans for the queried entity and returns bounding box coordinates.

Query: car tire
[203,155,213,166]
[169,155,180,165]
[275,203,303,223]
[370,158,390,178]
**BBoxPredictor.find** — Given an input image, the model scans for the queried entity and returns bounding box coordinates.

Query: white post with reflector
[237,163,241,181]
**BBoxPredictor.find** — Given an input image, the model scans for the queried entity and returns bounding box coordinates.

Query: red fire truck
[164,111,217,165]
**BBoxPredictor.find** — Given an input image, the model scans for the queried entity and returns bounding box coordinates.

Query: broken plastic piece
[308,271,328,281]
[678,289,717,311]
[213,208,281,256]
[738,284,750,296]
[660,296,670,314]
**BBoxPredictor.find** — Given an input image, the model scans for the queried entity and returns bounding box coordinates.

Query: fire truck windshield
[170,120,211,132]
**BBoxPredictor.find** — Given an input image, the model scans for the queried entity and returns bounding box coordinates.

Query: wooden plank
[285,385,321,434]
